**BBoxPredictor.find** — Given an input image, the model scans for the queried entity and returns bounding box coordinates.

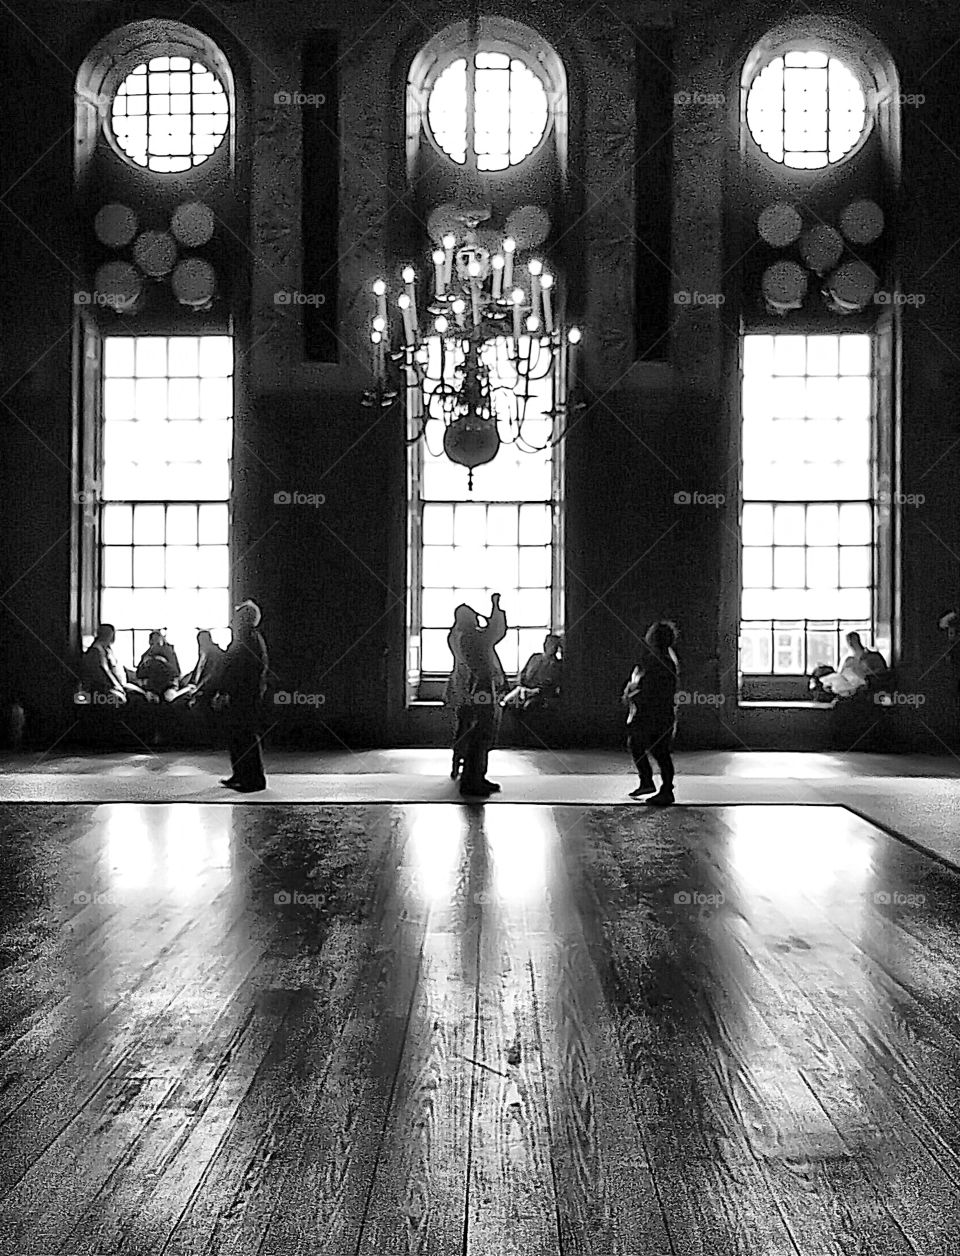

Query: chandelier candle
[511,288,524,342]
[541,272,554,333]
[491,254,504,299]
[468,260,482,326]
[433,249,446,298]
[373,279,387,325]
[528,259,543,325]
[442,234,456,289]
[398,293,415,343]
[402,266,418,332]
[503,236,516,289]
[567,326,581,383]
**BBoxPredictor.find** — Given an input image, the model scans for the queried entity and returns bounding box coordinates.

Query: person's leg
[234,715,266,789]
[452,708,471,777]
[481,704,501,787]
[627,730,656,794]
[460,705,486,794]
[243,730,267,789]
[647,729,675,804]
[223,713,242,784]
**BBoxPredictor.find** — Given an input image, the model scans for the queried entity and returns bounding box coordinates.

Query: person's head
[234,600,262,631]
[544,634,562,656]
[196,630,213,651]
[453,603,479,630]
[94,623,115,645]
[644,620,677,653]
[846,631,864,653]
[148,630,165,647]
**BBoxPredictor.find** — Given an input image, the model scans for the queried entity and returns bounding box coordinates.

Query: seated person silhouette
[501,634,562,711]
[135,630,181,703]
[817,631,889,698]
[80,624,148,705]
[168,630,226,705]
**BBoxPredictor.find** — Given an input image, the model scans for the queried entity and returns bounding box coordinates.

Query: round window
[111,55,229,173]
[427,50,549,171]
[746,49,868,169]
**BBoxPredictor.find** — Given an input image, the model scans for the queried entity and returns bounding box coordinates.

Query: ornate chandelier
[363,212,583,489]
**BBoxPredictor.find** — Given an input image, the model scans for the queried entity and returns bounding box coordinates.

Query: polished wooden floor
[1,800,959,1254]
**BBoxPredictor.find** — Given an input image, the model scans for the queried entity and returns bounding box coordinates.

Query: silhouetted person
[445,603,480,779]
[81,624,148,704]
[819,631,889,698]
[215,601,268,792]
[170,630,225,705]
[458,593,507,798]
[623,621,679,806]
[501,633,562,710]
[136,630,181,702]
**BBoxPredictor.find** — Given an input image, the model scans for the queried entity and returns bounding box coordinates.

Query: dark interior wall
[0,16,78,744]
[1,0,958,751]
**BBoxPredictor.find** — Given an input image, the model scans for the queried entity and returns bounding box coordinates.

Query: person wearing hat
[214,600,269,792]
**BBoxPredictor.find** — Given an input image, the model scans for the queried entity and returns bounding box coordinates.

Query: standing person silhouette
[623,621,679,806]
[458,593,507,798]
[445,603,480,779]
[215,600,269,793]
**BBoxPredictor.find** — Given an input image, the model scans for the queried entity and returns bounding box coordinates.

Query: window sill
[739,699,836,710]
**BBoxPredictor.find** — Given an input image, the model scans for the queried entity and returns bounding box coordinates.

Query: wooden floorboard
[466,808,560,1256]
[1,800,960,1253]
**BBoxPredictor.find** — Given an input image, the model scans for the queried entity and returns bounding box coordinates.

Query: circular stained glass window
[428,50,549,171]
[111,55,229,173]
[746,49,867,169]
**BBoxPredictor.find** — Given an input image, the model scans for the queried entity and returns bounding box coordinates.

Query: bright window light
[428,51,549,170]
[100,336,233,669]
[112,56,229,173]
[740,333,875,676]
[746,49,867,168]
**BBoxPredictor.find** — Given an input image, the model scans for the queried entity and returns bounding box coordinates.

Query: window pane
[742,547,772,588]
[742,503,773,545]
[422,589,456,628]
[839,546,871,587]
[518,546,551,586]
[519,504,551,545]
[806,547,839,588]
[198,503,229,543]
[422,628,451,672]
[166,504,197,544]
[134,546,165,587]
[102,504,132,545]
[487,504,519,545]
[422,504,454,545]
[166,546,200,588]
[773,547,805,587]
[423,547,458,587]
[806,502,838,545]
[740,333,875,676]
[133,504,165,543]
[103,547,132,587]
[98,337,233,646]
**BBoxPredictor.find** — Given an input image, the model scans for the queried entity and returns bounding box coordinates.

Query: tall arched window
[75,23,237,668]
[734,21,900,701]
[404,21,568,702]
